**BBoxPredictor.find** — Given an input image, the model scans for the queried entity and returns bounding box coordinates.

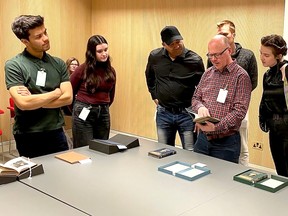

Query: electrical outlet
[252,142,263,150]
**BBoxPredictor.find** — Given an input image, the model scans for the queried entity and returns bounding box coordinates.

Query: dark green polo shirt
[5,49,70,134]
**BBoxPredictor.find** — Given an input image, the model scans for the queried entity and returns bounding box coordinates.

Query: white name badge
[79,107,90,121]
[216,88,228,103]
[36,70,46,87]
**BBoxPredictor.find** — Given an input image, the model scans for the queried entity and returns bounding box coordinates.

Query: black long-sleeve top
[145,47,205,108]
[260,60,288,117]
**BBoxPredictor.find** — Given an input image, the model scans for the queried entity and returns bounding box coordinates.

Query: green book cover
[235,169,268,184]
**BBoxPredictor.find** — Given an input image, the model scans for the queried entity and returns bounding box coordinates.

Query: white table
[19,137,284,216]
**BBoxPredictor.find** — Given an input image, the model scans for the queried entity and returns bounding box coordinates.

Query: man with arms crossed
[207,20,258,165]
[5,15,73,158]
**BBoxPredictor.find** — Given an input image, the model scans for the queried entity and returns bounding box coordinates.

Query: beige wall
[0,0,91,140]
[91,0,285,169]
[0,0,285,169]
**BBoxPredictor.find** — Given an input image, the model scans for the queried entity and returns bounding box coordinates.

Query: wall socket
[252,142,263,150]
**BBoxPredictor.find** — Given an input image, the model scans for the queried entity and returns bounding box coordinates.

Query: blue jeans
[156,105,195,150]
[194,131,240,163]
[14,128,68,158]
[267,114,288,177]
[72,101,110,148]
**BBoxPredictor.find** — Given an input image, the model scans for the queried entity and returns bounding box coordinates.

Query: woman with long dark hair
[259,34,288,176]
[70,35,116,148]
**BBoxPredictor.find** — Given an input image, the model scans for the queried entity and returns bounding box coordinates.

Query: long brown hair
[84,35,115,93]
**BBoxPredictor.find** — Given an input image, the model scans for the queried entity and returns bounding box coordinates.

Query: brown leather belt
[206,131,236,141]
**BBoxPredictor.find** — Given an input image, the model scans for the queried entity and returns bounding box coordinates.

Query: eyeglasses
[206,47,229,59]
[70,63,79,66]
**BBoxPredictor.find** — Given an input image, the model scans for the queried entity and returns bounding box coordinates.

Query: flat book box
[233,169,288,193]
[158,161,210,181]
[0,157,44,184]
[89,134,140,155]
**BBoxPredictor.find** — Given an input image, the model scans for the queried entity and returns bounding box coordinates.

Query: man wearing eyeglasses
[145,26,204,150]
[192,34,252,163]
[207,20,258,166]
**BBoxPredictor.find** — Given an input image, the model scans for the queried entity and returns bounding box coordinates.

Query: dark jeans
[268,114,288,177]
[14,128,68,158]
[194,131,240,163]
[72,100,110,148]
[156,105,195,150]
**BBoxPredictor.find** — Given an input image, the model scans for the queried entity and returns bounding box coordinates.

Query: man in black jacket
[145,26,204,150]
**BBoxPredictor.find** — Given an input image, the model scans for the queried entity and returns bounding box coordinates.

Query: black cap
[161,26,183,45]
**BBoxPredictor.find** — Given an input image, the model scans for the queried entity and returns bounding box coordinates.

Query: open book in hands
[0,157,37,176]
[185,108,220,124]
[193,116,220,124]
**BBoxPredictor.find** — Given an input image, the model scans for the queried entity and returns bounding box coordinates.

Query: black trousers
[268,114,288,177]
[14,128,68,158]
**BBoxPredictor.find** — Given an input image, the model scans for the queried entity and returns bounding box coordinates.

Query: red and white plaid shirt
[192,60,252,134]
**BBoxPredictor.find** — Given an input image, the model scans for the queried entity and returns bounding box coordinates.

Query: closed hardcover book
[148,148,176,159]
[234,169,268,185]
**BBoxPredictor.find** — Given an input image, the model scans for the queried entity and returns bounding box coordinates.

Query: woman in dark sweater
[70,35,116,148]
[259,34,288,176]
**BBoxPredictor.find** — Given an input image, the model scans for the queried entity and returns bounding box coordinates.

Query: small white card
[192,162,207,168]
[36,70,46,87]
[216,88,228,103]
[117,144,128,150]
[79,158,92,164]
[79,107,90,121]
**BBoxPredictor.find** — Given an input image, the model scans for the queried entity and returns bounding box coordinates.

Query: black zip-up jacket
[259,60,288,132]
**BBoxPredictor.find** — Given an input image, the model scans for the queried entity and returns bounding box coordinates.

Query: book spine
[148,153,162,159]
[161,151,175,158]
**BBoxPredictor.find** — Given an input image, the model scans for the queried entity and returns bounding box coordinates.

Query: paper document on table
[182,169,205,178]
[260,178,284,188]
[164,163,190,175]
